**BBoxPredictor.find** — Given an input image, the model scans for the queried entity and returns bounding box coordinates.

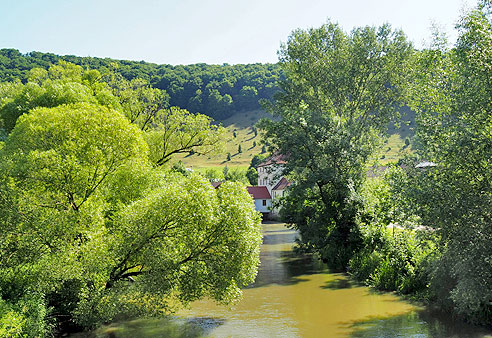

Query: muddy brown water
[76,222,492,338]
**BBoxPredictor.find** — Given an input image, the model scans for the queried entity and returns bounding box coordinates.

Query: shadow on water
[261,232,297,245]
[69,317,225,338]
[249,247,328,288]
[345,309,492,338]
[321,275,354,290]
[262,228,295,234]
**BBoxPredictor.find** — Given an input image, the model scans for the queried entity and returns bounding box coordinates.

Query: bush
[349,250,383,282]
[349,170,438,296]
[0,294,50,338]
[350,229,437,295]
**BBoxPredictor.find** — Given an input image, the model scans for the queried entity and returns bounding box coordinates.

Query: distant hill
[0,48,282,121]
[175,106,415,169]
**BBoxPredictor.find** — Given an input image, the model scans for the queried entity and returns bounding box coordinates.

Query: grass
[173,108,416,171]
[376,133,413,165]
[376,109,416,165]
[173,109,270,170]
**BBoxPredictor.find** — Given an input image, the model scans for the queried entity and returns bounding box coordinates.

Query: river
[80,222,492,337]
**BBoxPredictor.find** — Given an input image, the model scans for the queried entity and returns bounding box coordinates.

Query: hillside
[173,109,270,169]
[174,107,415,170]
[0,49,282,121]
[378,105,416,164]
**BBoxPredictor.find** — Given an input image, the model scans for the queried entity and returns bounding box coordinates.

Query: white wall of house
[254,198,271,213]
[257,164,283,194]
[271,189,286,215]
[272,189,285,200]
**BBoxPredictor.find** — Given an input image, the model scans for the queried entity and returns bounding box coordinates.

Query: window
[262,200,267,206]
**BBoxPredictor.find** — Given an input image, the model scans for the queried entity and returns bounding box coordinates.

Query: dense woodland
[0,49,282,120]
[1,1,492,337]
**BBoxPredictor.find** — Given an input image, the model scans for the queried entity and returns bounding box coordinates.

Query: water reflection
[69,317,224,338]
[348,310,492,338]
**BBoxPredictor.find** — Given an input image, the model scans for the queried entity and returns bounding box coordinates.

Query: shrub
[0,294,50,338]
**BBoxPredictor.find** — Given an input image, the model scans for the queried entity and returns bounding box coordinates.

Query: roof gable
[246,186,271,199]
[257,154,287,168]
[272,177,291,191]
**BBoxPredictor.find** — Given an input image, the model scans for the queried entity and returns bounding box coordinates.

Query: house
[250,154,291,217]
[246,186,272,217]
[210,154,291,218]
[257,154,287,192]
[271,177,291,200]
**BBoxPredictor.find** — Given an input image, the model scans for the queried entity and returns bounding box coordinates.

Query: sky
[0,0,472,65]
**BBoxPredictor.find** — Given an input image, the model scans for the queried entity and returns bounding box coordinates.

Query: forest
[0,49,282,120]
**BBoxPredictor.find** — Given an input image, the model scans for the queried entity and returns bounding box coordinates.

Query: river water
[84,222,492,338]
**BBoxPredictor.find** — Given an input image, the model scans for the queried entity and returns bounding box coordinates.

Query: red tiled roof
[247,186,271,199]
[272,177,292,191]
[257,154,288,168]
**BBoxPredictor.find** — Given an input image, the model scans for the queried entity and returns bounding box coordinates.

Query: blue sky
[1,0,471,65]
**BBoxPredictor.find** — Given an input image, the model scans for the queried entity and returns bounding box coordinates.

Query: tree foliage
[0,88,261,335]
[103,73,170,130]
[145,107,226,166]
[260,22,413,269]
[0,61,118,133]
[407,3,492,323]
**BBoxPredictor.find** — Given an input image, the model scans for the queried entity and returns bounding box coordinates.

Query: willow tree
[260,22,413,269]
[0,102,261,335]
[0,61,118,134]
[145,106,226,166]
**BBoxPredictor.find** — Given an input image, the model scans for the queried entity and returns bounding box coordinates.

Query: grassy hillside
[173,109,270,169]
[377,106,416,164]
[174,107,416,170]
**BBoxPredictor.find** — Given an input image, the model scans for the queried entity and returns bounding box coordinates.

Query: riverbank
[70,222,492,337]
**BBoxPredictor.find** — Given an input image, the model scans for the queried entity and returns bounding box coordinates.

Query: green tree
[145,107,226,166]
[237,85,259,109]
[250,154,268,169]
[0,102,262,334]
[245,154,268,185]
[223,167,249,184]
[246,167,258,185]
[103,73,169,130]
[408,1,492,324]
[260,22,413,270]
[0,61,118,134]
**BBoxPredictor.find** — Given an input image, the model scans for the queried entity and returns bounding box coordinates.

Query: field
[174,109,415,170]
[174,109,270,169]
